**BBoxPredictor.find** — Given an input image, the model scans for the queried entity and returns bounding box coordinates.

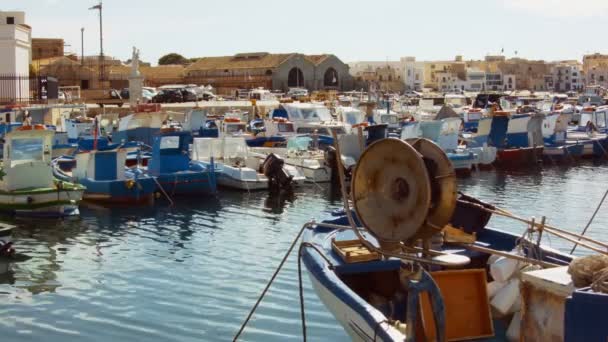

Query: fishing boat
[336,106,368,134]
[282,136,332,183]
[146,131,217,195]
[0,126,84,217]
[401,117,481,175]
[53,148,156,204]
[300,138,580,341]
[191,137,269,191]
[270,103,346,148]
[487,112,544,167]
[250,135,332,184]
[246,117,294,148]
[557,106,608,159]
[541,110,584,163]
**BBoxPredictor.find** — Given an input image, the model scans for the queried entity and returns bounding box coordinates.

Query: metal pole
[80,27,84,66]
[99,1,104,82]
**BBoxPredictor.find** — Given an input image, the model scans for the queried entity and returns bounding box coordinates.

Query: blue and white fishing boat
[270,103,346,148]
[401,118,480,174]
[300,138,580,342]
[53,148,156,204]
[566,106,608,158]
[0,126,84,217]
[486,112,544,166]
[542,110,584,162]
[146,131,217,195]
[247,117,299,148]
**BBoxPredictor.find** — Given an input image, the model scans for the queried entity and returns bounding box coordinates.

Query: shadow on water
[263,190,296,215]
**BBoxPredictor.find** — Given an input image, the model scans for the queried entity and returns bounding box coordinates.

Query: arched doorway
[324,67,339,87]
[288,67,304,87]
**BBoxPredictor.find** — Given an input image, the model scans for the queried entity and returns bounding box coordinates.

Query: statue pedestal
[129,75,144,106]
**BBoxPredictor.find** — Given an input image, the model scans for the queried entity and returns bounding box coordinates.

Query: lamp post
[80,27,84,66]
[89,1,104,81]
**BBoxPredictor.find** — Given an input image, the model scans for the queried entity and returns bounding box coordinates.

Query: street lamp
[80,27,84,66]
[88,1,104,81]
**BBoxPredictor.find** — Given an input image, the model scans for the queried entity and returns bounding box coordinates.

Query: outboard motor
[262,153,293,191]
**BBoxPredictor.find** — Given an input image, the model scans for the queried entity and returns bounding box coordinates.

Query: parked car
[152,89,183,103]
[181,88,198,102]
[120,88,130,99]
[185,85,204,101]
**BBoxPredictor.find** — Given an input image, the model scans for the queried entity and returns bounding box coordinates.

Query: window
[278,123,294,133]
[11,138,44,167]
[160,136,180,150]
[6,17,15,24]
[407,70,411,76]
[81,79,90,89]
[415,74,419,81]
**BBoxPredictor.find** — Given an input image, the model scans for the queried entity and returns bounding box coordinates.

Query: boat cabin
[73,149,128,182]
[1,128,54,191]
[148,131,192,176]
[263,118,296,137]
[577,106,608,132]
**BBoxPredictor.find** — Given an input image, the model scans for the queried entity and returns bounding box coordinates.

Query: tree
[158,53,188,65]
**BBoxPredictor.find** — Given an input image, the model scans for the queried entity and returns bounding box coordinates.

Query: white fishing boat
[0,126,84,217]
[251,135,333,183]
[270,102,347,139]
[192,137,269,191]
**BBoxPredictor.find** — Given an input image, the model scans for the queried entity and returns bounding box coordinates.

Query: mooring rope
[233,222,313,341]
[571,187,608,254]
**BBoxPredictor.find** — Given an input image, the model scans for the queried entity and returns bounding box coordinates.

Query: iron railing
[0,74,57,105]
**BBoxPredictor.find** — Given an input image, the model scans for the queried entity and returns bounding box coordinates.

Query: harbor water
[1,162,608,341]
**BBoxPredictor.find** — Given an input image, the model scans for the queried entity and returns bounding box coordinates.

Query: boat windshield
[381,115,398,124]
[297,127,331,135]
[11,138,44,166]
[343,111,363,125]
[225,123,247,134]
[287,137,312,151]
[278,122,294,133]
[292,107,332,122]
[596,112,607,128]
[160,136,180,150]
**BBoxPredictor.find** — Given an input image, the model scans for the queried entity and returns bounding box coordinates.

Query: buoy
[490,256,521,282]
[487,280,507,298]
[491,278,520,316]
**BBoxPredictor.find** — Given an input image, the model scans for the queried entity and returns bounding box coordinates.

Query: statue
[129,46,144,106]
[130,46,141,77]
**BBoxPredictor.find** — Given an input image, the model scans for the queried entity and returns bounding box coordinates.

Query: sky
[8,0,608,65]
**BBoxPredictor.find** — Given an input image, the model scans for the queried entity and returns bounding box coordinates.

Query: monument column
[129,47,144,106]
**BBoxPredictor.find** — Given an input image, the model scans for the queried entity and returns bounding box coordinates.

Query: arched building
[184,52,353,95]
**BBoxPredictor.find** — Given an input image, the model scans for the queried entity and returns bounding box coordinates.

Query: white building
[400,57,424,91]
[553,63,583,92]
[0,11,31,103]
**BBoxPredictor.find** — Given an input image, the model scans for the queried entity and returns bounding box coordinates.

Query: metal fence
[0,74,58,105]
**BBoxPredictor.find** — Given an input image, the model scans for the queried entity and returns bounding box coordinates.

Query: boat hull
[542,144,584,163]
[217,174,268,191]
[154,171,217,195]
[0,188,84,217]
[495,146,543,167]
[79,177,156,204]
